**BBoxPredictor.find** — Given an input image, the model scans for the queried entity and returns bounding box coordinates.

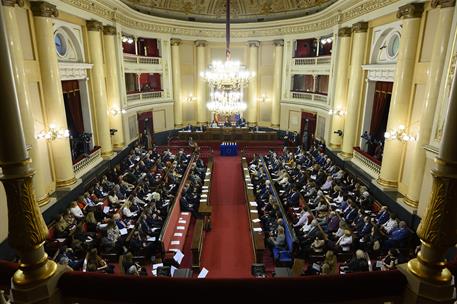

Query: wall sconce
[333,130,343,137]
[321,37,333,45]
[384,125,415,142]
[36,124,70,141]
[110,107,127,116]
[328,106,346,116]
[122,36,134,44]
[185,94,196,102]
[258,94,269,103]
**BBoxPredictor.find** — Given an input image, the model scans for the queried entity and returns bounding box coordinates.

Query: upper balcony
[125,72,164,106]
[291,36,333,70]
[289,74,329,103]
[122,35,162,71]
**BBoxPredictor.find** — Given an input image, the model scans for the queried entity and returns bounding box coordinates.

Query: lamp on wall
[320,37,333,45]
[122,36,134,44]
[384,125,415,142]
[257,94,269,103]
[36,124,70,141]
[328,106,346,116]
[185,94,196,102]
[110,107,127,116]
[333,130,343,137]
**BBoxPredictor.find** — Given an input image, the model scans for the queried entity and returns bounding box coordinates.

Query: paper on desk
[178,220,186,224]
[152,263,163,270]
[198,267,209,278]
[252,219,260,223]
[171,266,177,277]
[146,236,156,241]
[250,210,258,214]
[182,212,190,215]
[103,206,110,214]
[98,223,108,229]
[202,186,208,189]
[173,250,184,264]
[204,179,210,182]
[177,226,185,230]
[174,232,183,237]
[201,194,207,198]
[202,189,208,193]
[249,201,258,207]
[128,224,135,229]
[171,240,180,245]
[119,228,128,235]
[376,260,383,268]
[253,227,262,232]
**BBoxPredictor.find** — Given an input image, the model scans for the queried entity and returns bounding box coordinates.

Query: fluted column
[378,3,424,188]
[171,38,183,127]
[405,37,457,298]
[31,1,76,187]
[3,0,52,205]
[329,27,352,148]
[247,40,259,125]
[340,22,368,157]
[87,20,112,157]
[272,39,284,127]
[195,40,208,124]
[103,26,124,150]
[404,1,455,207]
[0,3,58,286]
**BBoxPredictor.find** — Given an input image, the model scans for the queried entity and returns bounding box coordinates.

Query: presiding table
[177,127,277,141]
[220,142,237,156]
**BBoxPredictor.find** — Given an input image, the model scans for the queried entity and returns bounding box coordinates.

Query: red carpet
[200,156,254,278]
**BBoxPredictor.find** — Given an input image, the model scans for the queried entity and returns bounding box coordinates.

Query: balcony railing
[123,53,161,65]
[291,91,328,103]
[293,55,331,66]
[127,91,163,103]
[352,147,381,178]
[73,147,102,177]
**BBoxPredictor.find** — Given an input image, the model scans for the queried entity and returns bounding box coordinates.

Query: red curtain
[138,38,159,57]
[139,73,162,91]
[370,82,393,141]
[300,112,317,149]
[62,80,84,135]
[303,75,314,92]
[122,41,136,54]
[295,39,317,58]
[316,75,329,95]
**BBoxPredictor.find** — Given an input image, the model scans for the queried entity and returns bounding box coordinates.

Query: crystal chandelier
[200,0,254,114]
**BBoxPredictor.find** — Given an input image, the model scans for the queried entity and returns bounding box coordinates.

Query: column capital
[102,25,116,36]
[352,22,368,33]
[431,0,455,8]
[396,3,424,19]
[86,20,103,32]
[248,40,260,48]
[1,0,24,7]
[194,40,207,47]
[338,27,352,37]
[170,38,182,46]
[273,39,284,47]
[30,1,58,18]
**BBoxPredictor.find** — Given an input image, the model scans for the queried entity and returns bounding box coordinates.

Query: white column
[329,27,351,148]
[195,40,208,124]
[31,1,76,188]
[87,20,113,157]
[378,3,424,188]
[103,26,125,149]
[3,1,52,205]
[272,39,284,127]
[247,40,259,125]
[340,22,369,158]
[171,38,183,127]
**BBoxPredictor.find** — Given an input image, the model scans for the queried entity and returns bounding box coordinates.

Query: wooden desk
[241,157,265,264]
[177,128,277,141]
[199,158,213,231]
[191,219,205,270]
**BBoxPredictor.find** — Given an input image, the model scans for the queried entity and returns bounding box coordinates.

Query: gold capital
[397,3,424,19]
[338,27,352,37]
[273,39,284,47]
[1,0,24,7]
[194,40,207,47]
[170,38,182,46]
[30,1,58,18]
[431,0,455,8]
[103,25,116,35]
[352,22,368,33]
[87,20,103,32]
[248,40,260,48]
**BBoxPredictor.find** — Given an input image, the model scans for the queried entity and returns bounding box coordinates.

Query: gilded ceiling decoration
[121,0,338,23]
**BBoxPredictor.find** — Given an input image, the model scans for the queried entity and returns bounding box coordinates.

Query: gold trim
[339,151,353,158]
[2,0,24,6]
[112,143,125,148]
[338,27,352,37]
[408,257,452,284]
[271,124,280,127]
[102,25,116,35]
[403,195,418,208]
[170,38,182,46]
[352,22,368,33]
[377,177,398,188]
[30,1,58,18]
[431,0,456,8]
[56,176,77,187]
[13,259,57,286]
[273,39,284,47]
[329,143,341,149]
[36,194,50,207]
[396,3,424,19]
[101,150,114,157]
[0,158,32,167]
[194,40,207,47]
[248,40,260,48]
[86,20,103,31]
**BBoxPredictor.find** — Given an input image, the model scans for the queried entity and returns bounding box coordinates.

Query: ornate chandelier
[200,0,254,114]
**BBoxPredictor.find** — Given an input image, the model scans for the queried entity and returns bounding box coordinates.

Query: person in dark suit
[384,221,411,249]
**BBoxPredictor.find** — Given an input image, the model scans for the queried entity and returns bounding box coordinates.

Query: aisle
[200,155,254,278]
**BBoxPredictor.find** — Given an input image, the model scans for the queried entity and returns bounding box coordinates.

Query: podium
[220,142,237,156]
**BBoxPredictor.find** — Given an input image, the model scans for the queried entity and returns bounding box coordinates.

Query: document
[205,172,211,175]
[198,267,209,278]
[98,223,108,229]
[173,250,184,264]
[202,190,208,193]
[103,206,110,214]
[376,260,383,268]
[177,226,185,230]
[152,263,163,270]
[250,210,258,214]
[151,227,160,232]
[204,179,210,182]
[171,240,180,245]
[128,224,135,229]
[201,194,207,198]
[182,212,190,215]
[178,220,186,224]
[312,263,321,272]
[171,266,177,277]
[249,201,258,207]
[146,236,156,241]
[202,186,208,189]
[174,232,183,237]
[119,228,128,235]
[253,227,262,232]
[252,219,260,223]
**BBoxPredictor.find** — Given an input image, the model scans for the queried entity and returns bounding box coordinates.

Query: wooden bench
[199,157,213,231]
[191,219,205,270]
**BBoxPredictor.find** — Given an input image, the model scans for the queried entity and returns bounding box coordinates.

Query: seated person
[381,213,399,235]
[322,250,337,275]
[86,248,113,273]
[345,249,369,273]
[122,252,141,276]
[224,118,231,127]
[336,229,353,252]
[381,248,399,271]
[384,221,410,248]
[267,226,286,251]
[69,201,84,220]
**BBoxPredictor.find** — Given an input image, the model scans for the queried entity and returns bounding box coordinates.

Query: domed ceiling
[121,0,338,23]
